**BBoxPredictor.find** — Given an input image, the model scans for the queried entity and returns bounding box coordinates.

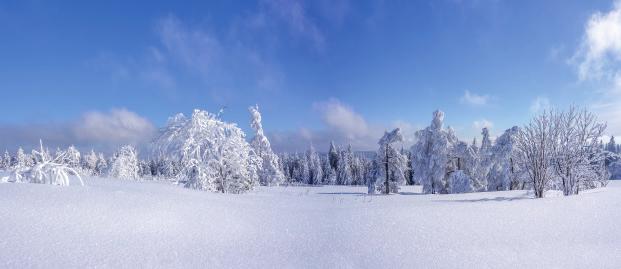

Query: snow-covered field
[1,178,620,269]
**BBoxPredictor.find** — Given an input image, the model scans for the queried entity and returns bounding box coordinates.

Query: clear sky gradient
[1,0,620,153]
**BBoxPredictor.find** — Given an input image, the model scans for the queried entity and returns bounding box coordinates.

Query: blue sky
[1,0,620,153]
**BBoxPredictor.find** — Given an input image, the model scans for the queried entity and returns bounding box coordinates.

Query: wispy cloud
[459,90,490,106]
[269,98,417,152]
[571,1,621,137]
[259,0,326,51]
[312,98,369,139]
[472,119,493,131]
[529,96,551,114]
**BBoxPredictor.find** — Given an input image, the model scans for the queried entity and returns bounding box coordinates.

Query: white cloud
[459,90,489,106]
[472,119,494,131]
[573,1,621,81]
[73,108,156,144]
[0,109,155,154]
[530,96,551,114]
[572,1,621,137]
[269,98,418,152]
[313,98,369,139]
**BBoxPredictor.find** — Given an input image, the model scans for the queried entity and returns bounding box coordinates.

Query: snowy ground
[1,178,620,269]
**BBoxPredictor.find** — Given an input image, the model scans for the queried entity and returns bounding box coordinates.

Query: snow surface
[1,178,620,268]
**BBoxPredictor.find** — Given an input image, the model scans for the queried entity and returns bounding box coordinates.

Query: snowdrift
[1,178,620,268]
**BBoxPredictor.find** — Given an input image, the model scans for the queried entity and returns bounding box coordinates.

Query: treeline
[1,105,619,197]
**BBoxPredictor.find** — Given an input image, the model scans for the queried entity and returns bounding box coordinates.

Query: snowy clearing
[1,178,620,268]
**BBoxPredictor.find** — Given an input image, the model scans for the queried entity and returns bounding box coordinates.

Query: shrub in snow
[153,109,259,193]
[447,170,473,194]
[5,141,83,186]
[109,145,140,180]
[248,105,285,186]
[375,128,407,194]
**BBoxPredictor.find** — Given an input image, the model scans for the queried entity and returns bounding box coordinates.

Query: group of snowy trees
[0,146,109,176]
[409,107,609,197]
[1,104,615,196]
[516,107,609,197]
[0,142,142,184]
[279,143,375,186]
[151,105,286,193]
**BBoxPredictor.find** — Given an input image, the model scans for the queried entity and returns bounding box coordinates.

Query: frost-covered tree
[607,136,617,153]
[1,150,10,170]
[109,145,140,180]
[471,137,479,153]
[550,107,607,195]
[337,146,354,185]
[322,156,337,185]
[15,147,26,168]
[487,126,520,191]
[475,127,492,189]
[64,145,81,168]
[248,105,284,186]
[82,149,98,175]
[411,110,458,194]
[375,128,408,194]
[306,145,323,185]
[95,153,108,176]
[447,141,480,193]
[351,155,366,185]
[328,141,339,171]
[292,154,309,183]
[515,111,558,198]
[153,109,259,193]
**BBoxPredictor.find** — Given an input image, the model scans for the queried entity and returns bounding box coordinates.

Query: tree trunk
[385,146,390,194]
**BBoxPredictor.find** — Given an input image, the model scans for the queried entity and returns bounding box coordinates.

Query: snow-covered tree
[375,128,408,194]
[15,147,26,168]
[1,150,10,170]
[322,156,337,185]
[64,145,81,168]
[607,136,617,153]
[337,145,354,185]
[95,153,108,176]
[351,155,366,185]
[248,105,284,186]
[487,126,520,191]
[153,109,259,193]
[475,127,492,190]
[82,149,98,175]
[292,154,309,183]
[109,145,140,180]
[515,110,558,198]
[471,137,479,153]
[447,141,480,193]
[328,141,339,171]
[306,145,323,185]
[411,110,458,194]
